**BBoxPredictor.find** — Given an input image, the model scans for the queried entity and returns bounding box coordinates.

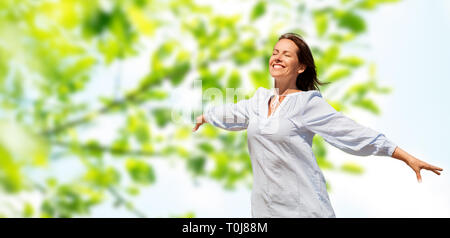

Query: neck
[274,77,298,95]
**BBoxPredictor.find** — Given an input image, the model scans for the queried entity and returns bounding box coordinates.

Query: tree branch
[107,186,147,218]
[51,140,160,157]
[39,78,158,137]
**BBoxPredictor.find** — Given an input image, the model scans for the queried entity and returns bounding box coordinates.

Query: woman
[192,32,443,218]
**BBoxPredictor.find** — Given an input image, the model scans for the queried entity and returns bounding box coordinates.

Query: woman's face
[269,39,305,82]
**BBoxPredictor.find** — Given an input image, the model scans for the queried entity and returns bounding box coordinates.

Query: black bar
[0,218,448,237]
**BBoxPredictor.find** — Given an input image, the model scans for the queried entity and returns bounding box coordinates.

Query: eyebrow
[273,49,292,53]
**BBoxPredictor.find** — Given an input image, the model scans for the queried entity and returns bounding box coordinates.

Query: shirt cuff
[382,138,398,157]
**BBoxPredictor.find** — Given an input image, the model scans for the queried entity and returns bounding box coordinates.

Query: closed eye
[272,52,291,56]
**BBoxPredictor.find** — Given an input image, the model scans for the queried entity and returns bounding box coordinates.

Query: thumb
[415,170,422,183]
[192,115,206,132]
[192,122,200,132]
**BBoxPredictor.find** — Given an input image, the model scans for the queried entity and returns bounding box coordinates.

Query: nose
[272,56,281,63]
[273,55,284,62]
[273,59,284,65]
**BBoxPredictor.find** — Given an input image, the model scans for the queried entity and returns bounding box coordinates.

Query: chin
[270,73,286,78]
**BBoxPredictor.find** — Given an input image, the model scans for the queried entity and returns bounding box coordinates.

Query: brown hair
[278,32,329,91]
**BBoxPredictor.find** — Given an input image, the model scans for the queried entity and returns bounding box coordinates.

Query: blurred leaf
[0,121,49,167]
[198,66,225,90]
[210,152,228,179]
[63,57,97,79]
[85,140,103,158]
[338,56,365,67]
[353,98,380,115]
[127,5,158,36]
[152,108,172,127]
[312,136,334,170]
[341,162,364,175]
[198,142,214,153]
[187,156,206,175]
[0,145,23,192]
[170,211,196,218]
[23,202,34,218]
[111,138,130,155]
[46,177,58,188]
[175,127,191,140]
[251,1,266,21]
[314,11,328,37]
[126,186,140,196]
[167,50,191,85]
[356,0,401,10]
[135,123,151,144]
[138,89,169,101]
[329,32,356,42]
[141,142,154,154]
[326,67,351,82]
[126,159,156,185]
[250,70,270,89]
[232,38,257,65]
[334,10,366,33]
[226,70,241,89]
[201,125,219,138]
[41,184,103,217]
[83,8,112,36]
[322,44,340,67]
[84,167,121,187]
[328,100,345,112]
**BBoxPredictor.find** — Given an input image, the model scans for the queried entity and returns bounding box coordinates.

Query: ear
[297,64,306,74]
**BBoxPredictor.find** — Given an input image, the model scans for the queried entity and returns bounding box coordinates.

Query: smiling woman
[267,33,329,117]
[192,32,443,218]
[270,33,328,92]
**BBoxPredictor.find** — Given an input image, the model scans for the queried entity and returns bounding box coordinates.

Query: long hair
[278,33,329,91]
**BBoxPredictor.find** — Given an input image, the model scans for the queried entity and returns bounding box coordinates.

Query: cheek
[287,60,299,69]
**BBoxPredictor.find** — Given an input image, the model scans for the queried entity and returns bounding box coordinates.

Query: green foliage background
[0,0,399,217]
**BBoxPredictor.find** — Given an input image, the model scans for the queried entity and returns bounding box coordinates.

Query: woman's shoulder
[302,90,326,105]
[303,89,322,98]
[289,89,323,101]
[291,90,325,109]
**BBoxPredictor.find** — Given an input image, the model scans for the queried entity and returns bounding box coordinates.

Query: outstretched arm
[391,147,443,183]
[192,87,264,132]
[301,91,443,183]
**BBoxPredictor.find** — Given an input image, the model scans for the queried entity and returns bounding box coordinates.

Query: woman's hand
[392,147,443,183]
[192,114,206,132]
[405,157,443,183]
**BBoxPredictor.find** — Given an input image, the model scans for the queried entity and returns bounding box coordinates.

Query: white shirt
[203,87,397,218]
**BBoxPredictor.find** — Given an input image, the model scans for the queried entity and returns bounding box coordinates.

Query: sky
[87,0,450,218]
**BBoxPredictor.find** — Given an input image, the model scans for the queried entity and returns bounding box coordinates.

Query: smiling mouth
[272,64,285,69]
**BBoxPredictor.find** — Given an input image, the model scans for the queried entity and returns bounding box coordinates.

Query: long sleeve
[203,87,261,131]
[300,91,397,156]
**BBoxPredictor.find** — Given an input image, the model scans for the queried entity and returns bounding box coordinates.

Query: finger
[430,168,441,175]
[192,123,200,132]
[434,166,443,171]
[424,165,442,175]
[415,170,422,183]
[426,163,443,171]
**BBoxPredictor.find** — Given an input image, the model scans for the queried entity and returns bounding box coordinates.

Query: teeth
[273,65,284,68]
